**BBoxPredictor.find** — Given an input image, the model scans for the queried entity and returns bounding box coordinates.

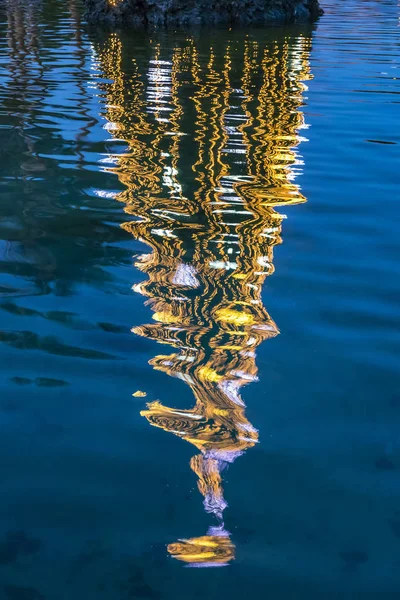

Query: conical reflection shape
[94,30,312,566]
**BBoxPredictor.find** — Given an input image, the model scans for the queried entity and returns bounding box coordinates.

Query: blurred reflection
[95,31,312,566]
[4,0,42,58]
[0,0,127,301]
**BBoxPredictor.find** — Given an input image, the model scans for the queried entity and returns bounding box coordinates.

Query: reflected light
[94,30,312,566]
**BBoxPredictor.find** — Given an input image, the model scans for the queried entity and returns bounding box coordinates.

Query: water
[0,0,399,597]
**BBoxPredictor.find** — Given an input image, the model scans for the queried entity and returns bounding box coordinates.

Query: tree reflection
[94,29,313,565]
[0,0,129,300]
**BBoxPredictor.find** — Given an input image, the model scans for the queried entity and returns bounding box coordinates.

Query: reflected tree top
[93,27,312,566]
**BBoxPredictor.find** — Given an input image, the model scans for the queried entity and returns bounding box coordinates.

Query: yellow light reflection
[95,31,312,567]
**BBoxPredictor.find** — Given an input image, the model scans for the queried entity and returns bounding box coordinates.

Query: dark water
[0,0,399,597]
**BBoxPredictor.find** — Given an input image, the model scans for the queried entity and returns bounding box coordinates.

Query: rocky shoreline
[84,0,323,28]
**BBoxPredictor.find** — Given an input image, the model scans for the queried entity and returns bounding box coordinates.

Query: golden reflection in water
[95,31,312,567]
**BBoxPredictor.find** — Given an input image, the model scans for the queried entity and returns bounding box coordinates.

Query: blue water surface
[0,0,399,597]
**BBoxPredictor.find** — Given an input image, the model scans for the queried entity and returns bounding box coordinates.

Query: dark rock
[84,0,323,28]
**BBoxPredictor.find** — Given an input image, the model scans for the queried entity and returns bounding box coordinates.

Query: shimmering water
[0,0,399,597]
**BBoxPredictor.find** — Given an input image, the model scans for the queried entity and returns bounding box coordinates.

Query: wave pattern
[94,31,312,566]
